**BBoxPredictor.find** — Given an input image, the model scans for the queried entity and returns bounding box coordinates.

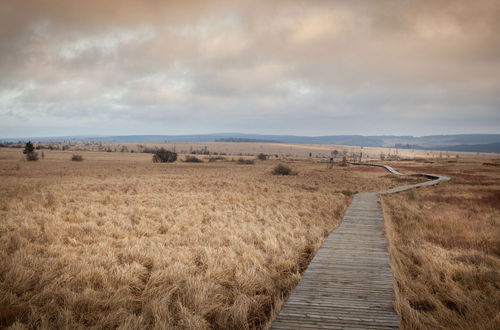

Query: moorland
[0,145,498,329]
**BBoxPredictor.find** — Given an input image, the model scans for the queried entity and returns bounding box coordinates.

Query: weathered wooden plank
[271,164,450,329]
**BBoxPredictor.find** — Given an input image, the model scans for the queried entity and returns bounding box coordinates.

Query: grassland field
[0,146,499,329]
[7,141,497,160]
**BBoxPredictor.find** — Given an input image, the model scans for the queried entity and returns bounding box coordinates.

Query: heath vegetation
[382,160,499,330]
[1,147,498,329]
[272,164,296,176]
[0,148,400,329]
[71,154,84,162]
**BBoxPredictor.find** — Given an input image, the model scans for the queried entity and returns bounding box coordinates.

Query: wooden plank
[271,164,450,329]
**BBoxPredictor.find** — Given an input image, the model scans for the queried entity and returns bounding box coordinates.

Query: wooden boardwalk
[271,164,449,329]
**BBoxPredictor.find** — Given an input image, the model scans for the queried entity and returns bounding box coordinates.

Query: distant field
[3,141,497,160]
[382,159,500,329]
[0,148,401,329]
[1,148,498,329]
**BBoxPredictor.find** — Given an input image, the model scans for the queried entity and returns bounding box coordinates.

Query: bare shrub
[208,156,226,162]
[152,148,177,163]
[257,153,268,160]
[237,158,255,165]
[71,154,84,161]
[272,164,297,175]
[26,152,39,161]
[184,155,203,163]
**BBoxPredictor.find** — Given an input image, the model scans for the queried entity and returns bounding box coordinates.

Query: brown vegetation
[271,164,296,176]
[71,154,84,162]
[0,148,398,329]
[382,160,500,329]
[184,155,203,163]
[237,158,256,165]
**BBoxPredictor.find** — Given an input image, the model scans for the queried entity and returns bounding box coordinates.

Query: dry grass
[382,159,500,330]
[14,141,496,159]
[0,148,398,329]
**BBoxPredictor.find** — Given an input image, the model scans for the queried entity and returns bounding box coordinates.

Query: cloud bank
[1,0,499,137]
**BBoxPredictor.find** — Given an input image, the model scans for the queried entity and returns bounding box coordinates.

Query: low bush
[71,154,84,161]
[152,148,177,163]
[237,158,255,165]
[208,156,226,162]
[257,153,268,160]
[184,156,203,163]
[26,152,39,161]
[272,164,297,176]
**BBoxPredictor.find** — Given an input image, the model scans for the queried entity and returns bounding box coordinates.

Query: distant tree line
[215,138,281,143]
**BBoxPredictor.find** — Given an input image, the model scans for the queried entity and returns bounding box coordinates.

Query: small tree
[23,141,35,154]
[23,141,39,161]
[152,148,177,163]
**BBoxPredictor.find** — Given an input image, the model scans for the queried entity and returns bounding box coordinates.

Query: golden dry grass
[0,148,399,329]
[381,159,500,330]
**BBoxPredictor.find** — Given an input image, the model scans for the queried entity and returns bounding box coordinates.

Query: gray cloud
[1,0,499,137]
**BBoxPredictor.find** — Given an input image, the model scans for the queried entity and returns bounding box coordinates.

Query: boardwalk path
[271,163,450,329]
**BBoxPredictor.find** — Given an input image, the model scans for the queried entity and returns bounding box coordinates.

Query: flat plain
[0,148,400,329]
[0,146,498,329]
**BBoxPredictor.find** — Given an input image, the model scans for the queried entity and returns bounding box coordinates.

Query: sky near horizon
[1,0,499,138]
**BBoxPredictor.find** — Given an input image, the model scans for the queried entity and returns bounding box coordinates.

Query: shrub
[23,141,39,161]
[208,156,226,162]
[237,158,255,165]
[184,155,203,163]
[272,164,297,176]
[257,153,268,160]
[152,148,177,163]
[340,190,356,197]
[71,154,84,161]
[26,151,39,161]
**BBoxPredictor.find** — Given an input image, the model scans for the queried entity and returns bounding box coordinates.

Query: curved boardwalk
[271,164,450,330]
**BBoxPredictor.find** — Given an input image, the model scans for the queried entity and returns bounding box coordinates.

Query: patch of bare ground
[382,159,500,329]
[0,148,398,329]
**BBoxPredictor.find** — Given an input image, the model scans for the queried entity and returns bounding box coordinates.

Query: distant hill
[429,142,500,153]
[215,137,281,143]
[2,133,499,153]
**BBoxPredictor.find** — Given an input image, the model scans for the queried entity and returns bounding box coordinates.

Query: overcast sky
[1,0,499,138]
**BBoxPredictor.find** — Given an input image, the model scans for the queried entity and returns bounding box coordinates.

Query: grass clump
[272,164,297,176]
[208,156,226,162]
[340,190,356,197]
[71,154,84,162]
[184,155,203,163]
[237,158,255,165]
